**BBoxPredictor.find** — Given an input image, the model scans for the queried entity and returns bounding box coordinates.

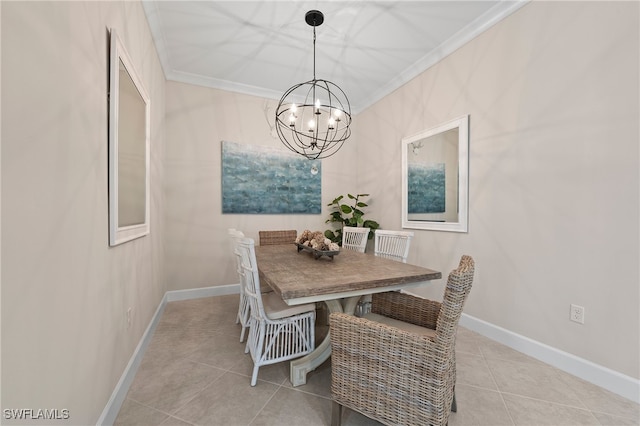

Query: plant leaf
[340,205,353,214]
[363,219,380,229]
[328,196,343,205]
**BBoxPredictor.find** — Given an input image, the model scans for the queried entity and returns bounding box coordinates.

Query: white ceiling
[143,1,527,114]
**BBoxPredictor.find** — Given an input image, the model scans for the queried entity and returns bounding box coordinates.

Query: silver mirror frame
[109,29,150,246]
[401,115,469,233]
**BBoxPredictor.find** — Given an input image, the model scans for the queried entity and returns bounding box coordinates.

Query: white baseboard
[97,284,240,425]
[166,283,240,302]
[96,294,168,426]
[460,313,640,404]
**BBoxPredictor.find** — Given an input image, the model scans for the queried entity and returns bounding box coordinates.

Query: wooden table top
[254,244,442,304]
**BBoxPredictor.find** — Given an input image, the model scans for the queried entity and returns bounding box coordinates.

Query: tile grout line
[247,382,286,426]
[166,373,232,425]
[498,390,600,413]
[125,396,194,425]
[140,299,240,426]
[475,334,639,422]
[477,341,517,426]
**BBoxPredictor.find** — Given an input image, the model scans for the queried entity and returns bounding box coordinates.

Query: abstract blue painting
[221,141,321,214]
[408,163,445,213]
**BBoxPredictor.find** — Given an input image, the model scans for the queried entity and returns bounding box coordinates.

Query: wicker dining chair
[341,226,369,253]
[374,229,414,263]
[258,229,297,246]
[228,228,250,342]
[329,255,475,426]
[235,237,316,386]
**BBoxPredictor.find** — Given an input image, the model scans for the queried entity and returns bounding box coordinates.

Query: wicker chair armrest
[371,291,441,330]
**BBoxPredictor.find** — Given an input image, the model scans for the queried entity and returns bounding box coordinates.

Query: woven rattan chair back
[436,255,474,346]
[258,229,297,246]
[235,237,315,386]
[330,255,475,426]
[374,229,414,263]
[228,229,249,342]
[341,226,369,253]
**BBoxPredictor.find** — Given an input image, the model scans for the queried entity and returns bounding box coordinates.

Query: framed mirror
[401,115,469,232]
[109,29,150,246]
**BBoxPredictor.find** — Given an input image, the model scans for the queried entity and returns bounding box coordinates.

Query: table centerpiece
[295,230,340,260]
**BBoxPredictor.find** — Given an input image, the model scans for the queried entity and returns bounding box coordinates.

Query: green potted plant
[324,193,380,246]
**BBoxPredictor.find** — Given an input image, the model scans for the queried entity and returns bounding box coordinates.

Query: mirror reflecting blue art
[402,115,469,232]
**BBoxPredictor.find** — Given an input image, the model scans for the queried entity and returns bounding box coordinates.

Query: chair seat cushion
[263,292,316,320]
[363,312,436,338]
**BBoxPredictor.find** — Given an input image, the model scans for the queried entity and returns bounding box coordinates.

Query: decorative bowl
[295,243,340,260]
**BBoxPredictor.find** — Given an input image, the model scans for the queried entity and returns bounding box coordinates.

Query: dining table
[254,243,442,387]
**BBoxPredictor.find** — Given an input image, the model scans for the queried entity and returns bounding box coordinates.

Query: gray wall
[2,2,166,424]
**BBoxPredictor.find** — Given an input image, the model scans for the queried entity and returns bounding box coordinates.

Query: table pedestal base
[290,296,361,386]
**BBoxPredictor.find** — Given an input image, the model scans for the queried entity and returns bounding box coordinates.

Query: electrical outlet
[570,304,584,324]
[127,307,132,328]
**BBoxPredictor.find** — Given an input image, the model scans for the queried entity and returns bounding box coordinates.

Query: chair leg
[240,325,247,343]
[451,388,457,413]
[331,401,343,426]
[250,364,260,387]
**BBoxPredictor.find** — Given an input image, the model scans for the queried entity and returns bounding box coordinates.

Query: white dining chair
[355,229,415,317]
[235,237,316,386]
[228,228,250,342]
[341,226,370,253]
[374,229,415,263]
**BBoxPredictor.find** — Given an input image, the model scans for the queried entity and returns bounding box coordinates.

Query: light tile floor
[115,295,639,426]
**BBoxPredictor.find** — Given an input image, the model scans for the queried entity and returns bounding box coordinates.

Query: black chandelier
[275,10,352,160]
